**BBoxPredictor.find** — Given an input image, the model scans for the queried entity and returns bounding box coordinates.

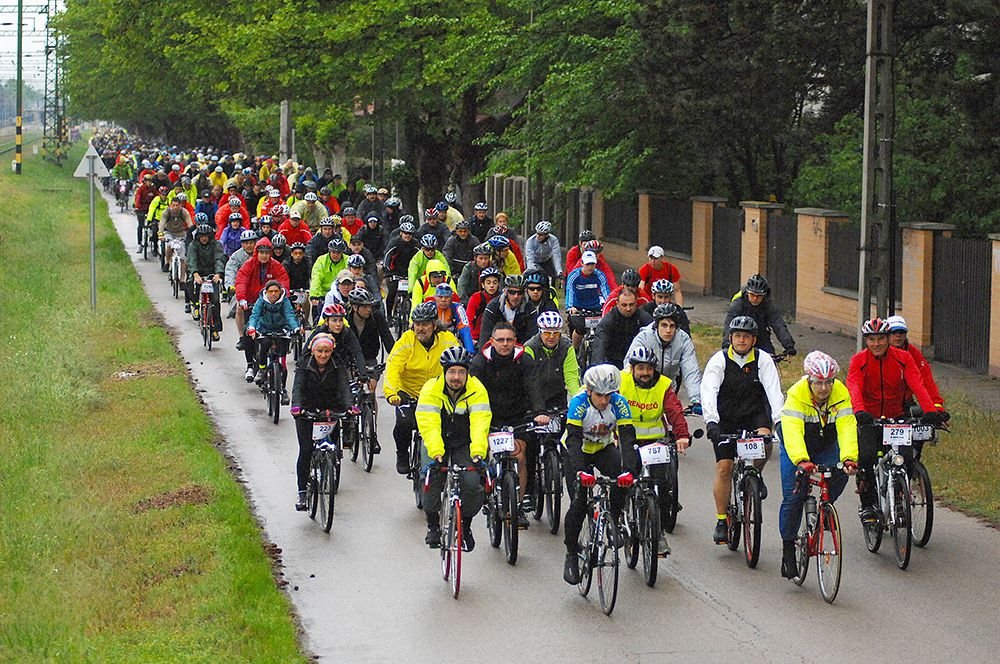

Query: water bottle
[804,495,818,530]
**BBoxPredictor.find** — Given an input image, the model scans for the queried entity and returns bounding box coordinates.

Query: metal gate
[712,207,743,297]
[766,214,797,318]
[931,236,991,372]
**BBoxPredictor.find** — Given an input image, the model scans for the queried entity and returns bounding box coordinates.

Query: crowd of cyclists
[96,130,952,591]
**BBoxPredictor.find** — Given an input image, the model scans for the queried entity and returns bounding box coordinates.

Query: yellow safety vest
[619,372,672,441]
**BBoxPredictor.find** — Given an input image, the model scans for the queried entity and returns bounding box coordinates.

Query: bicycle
[530,410,567,535]
[355,364,384,473]
[390,275,412,338]
[289,289,310,361]
[623,441,668,587]
[484,423,533,565]
[140,219,157,260]
[396,397,424,509]
[425,461,488,599]
[301,410,346,533]
[256,331,292,425]
[167,237,186,299]
[902,416,943,547]
[790,464,844,603]
[574,308,603,371]
[572,469,632,616]
[720,432,773,569]
[197,279,217,350]
[116,179,131,212]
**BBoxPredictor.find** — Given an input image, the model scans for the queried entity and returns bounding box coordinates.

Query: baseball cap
[647,245,665,258]
[581,251,598,265]
[886,315,908,332]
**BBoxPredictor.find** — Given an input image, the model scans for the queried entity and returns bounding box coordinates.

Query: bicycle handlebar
[300,409,348,420]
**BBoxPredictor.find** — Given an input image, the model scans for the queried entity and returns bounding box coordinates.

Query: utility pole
[43,0,67,165]
[279,99,291,163]
[857,0,896,347]
[14,0,22,174]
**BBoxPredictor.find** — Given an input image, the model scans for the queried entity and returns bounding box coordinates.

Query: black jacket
[383,237,419,277]
[416,221,451,250]
[186,238,225,278]
[592,307,653,368]
[355,225,388,260]
[348,309,395,363]
[291,355,352,412]
[282,255,312,291]
[479,291,533,344]
[722,289,795,354]
[442,233,481,276]
[469,345,542,425]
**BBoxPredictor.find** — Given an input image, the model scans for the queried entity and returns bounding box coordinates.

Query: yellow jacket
[209,171,228,189]
[383,329,459,402]
[500,251,521,276]
[416,374,491,460]
[780,377,858,464]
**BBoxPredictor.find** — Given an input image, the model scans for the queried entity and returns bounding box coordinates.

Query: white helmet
[583,364,621,395]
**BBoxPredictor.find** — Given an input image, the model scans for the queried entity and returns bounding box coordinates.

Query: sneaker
[372,439,381,454]
[236,337,247,351]
[211,331,220,342]
[517,508,530,530]
[713,519,728,545]
[858,504,879,524]
[135,246,143,254]
[521,493,535,512]
[425,524,441,548]
[563,552,581,585]
[244,365,256,383]
[192,305,200,321]
[295,491,308,512]
[184,303,191,314]
[657,533,671,556]
[462,523,475,552]
[396,452,410,475]
[161,264,169,273]
[280,389,290,405]
[255,370,267,387]
[758,478,768,501]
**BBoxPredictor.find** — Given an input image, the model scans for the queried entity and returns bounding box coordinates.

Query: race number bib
[736,437,766,460]
[398,278,409,290]
[912,425,935,442]
[882,424,912,447]
[584,316,601,330]
[312,422,336,441]
[638,443,670,467]
[200,282,215,294]
[489,431,516,454]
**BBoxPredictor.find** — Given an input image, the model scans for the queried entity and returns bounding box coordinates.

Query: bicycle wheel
[142,230,149,260]
[411,440,423,510]
[486,490,502,548]
[816,503,842,603]
[544,450,562,535]
[202,321,210,350]
[726,502,741,552]
[265,368,275,418]
[360,402,375,473]
[498,471,517,565]
[596,513,620,616]
[450,501,463,598]
[316,452,329,527]
[623,492,639,570]
[172,266,179,299]
[910,460,934,547]
[791,511,810,587]
[271,364,281,424]
[441,498,454,581]
[308,458,320,519]
[577,510,594,597]
[333,453,342,494]
[661,452,679,533]
[323,452,336,533]
[531,459,545,522]
[742,473,763,568]
[891,472,912,570]
[641,495,660,588]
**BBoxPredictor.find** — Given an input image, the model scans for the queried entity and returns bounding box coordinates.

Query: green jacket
[309,252,349,298]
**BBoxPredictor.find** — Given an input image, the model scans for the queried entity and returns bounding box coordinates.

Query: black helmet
[729,315,759,334]
[439,346,473,369]
[621,268,640,287]
[579,229,596,243]
[653,303,683,322]
[410,301,438,323]
[327,238,347,253]
[348,288,376,305]
[745,274,769,295]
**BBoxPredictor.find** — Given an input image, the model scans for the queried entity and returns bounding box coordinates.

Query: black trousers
[562,444,624,553]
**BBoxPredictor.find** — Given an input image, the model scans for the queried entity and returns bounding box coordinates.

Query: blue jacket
[248,289,299,334]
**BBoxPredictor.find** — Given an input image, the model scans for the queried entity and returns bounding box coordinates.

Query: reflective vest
[619,372,672,441]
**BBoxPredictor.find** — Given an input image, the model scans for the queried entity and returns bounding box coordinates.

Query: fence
[932,236,992,372]
[712,207,742,297]
[603,196,639,245]
[649,197,692,257]
[766,214,797,317]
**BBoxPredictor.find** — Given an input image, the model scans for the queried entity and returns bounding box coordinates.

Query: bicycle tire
[891,472,912,570]
[662,451,679,533]
[502,471,519,565]
[910,460,934,547]
[451,501,462,598]
[316,452,328,527]
[726,503,741,552]
[172,269,179,299]
[142,231,148,260]
[486,489,502,548]
[271,363,281,424]
[577,509,594,597]
[265,367,275,418]
[545,450,562,535]
[596,513,620,616]
[333,452,342,495]
[624,492,640,570]
[308,463,320,519]
[531,456,545,521]
[441,498,453,581]
[817,503,842,603]
[641,494,660,588]
[411,440,423,510]
[742,473,763,569]
[349,416,360,462]
[323,452,336,533]
[361,402,375,473]
[791,511,810,587]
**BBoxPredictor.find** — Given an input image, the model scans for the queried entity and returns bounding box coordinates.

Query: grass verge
[0,145,305,662]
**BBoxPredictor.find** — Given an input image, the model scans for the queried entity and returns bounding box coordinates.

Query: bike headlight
[891,454,906,467]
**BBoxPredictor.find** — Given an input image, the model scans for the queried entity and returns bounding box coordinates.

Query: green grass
[0,145,306,662]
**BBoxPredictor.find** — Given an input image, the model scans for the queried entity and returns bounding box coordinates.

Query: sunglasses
[526,285,543,291]
[507,289,524,296]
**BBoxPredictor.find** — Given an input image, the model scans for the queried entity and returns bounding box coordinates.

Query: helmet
[319,217,335,228]
[536,310,564,330]
[348,288,376,305]
[364,184,377,194]
[239,229,258,242]
[621,269,640,287]
[303,180,317,190]
[474,202,488,211]
[455,220,470,230]
[175,193,187,203]
[885,315,907,332]
[650,279,675,295]
[195,223,215,237]
[627,345,657,366]
[385,197,401,208]
[420,234,438,249]
[504,274,525,289]
[270,233,287,248]
[583,364,621,395]
[319,186,331,195]
[399,221,417,234]
[410,301,438,323]
[653,303,683,322]
[488,235,510,250]
[228,211,243,223]
[289,242,306,251]
[347,254,366,268]
[444,192,457,203]
[473,242,492,256]
[268,188,281,198]
[745,274,769,295]
[803,351,839,380]
[535,220,552,234]
[582,239,602,252]
[440,346,473,369]
[523,270,548,285]
[424,207,438,220]
[228,196,240,208]
[434,201,449,212]
[861,317,891,336]
[322,303,347,318]
[304,192,318,202]
[258,215,273,226]
[479,267,502,282]
[399,213,415,226]
[328,238,347,253]
[729,315,759,334]
[341,206,356,216]
[194,212,210,224]
[579,229,596,243]
[377,187,389,196]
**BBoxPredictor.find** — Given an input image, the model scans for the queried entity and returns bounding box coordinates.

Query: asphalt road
[107,194,1000,663]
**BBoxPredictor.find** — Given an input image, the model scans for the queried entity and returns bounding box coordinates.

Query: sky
[0,2,58,93]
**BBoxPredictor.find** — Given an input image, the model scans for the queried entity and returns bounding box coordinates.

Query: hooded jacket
[469,344,543,425]
[248,287,299,335]
[235,237,290,304]
[625,323,703,405]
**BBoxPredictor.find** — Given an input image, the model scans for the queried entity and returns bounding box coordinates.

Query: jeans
[778,443,848,541]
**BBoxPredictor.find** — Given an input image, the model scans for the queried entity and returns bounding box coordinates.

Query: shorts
[712,413,774,462]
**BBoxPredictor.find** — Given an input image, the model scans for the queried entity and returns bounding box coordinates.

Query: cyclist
[145,185,171,246]
[443,220,480,276]
[457,243,494,302]
[638,246,684,306]
[413,259,459,304]
[235,237,290,381]
[257,215,277,241]
[247,280,302,404]
[443,192,465,227]
[309,238,350,317]
[562,365,636,585]
[626,303,702,412]
[213,195,249,239]
[701,316,785,544]
[383,220,419,318]
[565,239,616,288]
[417,206,451,248]
[283,241,312,327]
[416,347,491,550]
[219,212,247,257]
[723,274,796,357]
[523,311,581,410]
[347,288,395,368]
[340,206,364,238]
[356,214,388,262]
[591,290,653,368]
[224,229,258,303]
[429,284,476,353]
[524,220,563,283]
[289,333,354,511]
[619,345,691,554]
[305,302,367,378]
[384,302,461,473]
[185,224,225,340]
[345,254,380,305]
[133,174,157,252]
[469,202,493,241]
[642,279,690,335]
[470,321,546,524]
[488,219,526,270]
[270,233,289,264]
[305,217,338,262]
[384,197,402,231]
[157,196,193,274]
[277,208,313,246]
[885,315,945,410]
[407,234,449,296]
[356,184,385,224]
[564,229,596,274]
[565,250,611,354]
[291,192,328,231]
[488,234,522,276]
[778,351,858,579]
[602,268,650,315]
[521,270,560,341]
[323,271,358,310]
[478,274,533,344]
[465,267,502,346]
[847,318,948,524]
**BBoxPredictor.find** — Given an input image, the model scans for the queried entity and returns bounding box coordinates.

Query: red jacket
[466,290,495,342]
[134,182,157,212]
[342,216,364,238]
[565,245,617,290]
[846,346,938,418]
[902,343,944,407]
[214,202,251,238]
[601,285,651,315]
[277,220,313,246]
[323,197,342,215]
[235,238,290,304]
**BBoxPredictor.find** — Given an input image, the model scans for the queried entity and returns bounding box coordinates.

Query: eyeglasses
[493,336,516,343]
[809,378,835,388]
[540,329,561,335]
